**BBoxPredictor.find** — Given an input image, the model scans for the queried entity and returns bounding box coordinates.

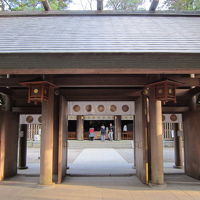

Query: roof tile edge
[0,10,200,17]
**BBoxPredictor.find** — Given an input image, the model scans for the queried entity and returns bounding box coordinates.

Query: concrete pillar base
[149,182,167,188]
[173,165,183,169]
[18,166,28,170]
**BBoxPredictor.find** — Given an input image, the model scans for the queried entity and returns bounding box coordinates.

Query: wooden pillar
[18,124,28,169]
[135,95,149,184]
[77,115,84,140]
[115,115,121,140]
[58,96,68,184]
[53,95,59,183]
[174,123,183,169]
[183,110,200,179]
[40,87,54,185]
[0,111,19,181]
[149,97,164,185]
[133,116,136,169]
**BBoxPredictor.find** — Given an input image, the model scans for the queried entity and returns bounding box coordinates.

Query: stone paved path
[18,147,184,175]
[0,175,200,200]
[68,148,135,175]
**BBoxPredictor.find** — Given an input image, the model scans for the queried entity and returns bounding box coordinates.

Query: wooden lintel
[0,88,11,95]
[0,75,199,88]
[1,68,200,75]
[162,106,189,113]
[12,107,41,114]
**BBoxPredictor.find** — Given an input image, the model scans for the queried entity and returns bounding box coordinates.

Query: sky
[68,0,156,10]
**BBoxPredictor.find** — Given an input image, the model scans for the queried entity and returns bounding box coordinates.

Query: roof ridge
[0,10,200,17]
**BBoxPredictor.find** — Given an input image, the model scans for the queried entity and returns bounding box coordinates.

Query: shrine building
[0,9,200,186]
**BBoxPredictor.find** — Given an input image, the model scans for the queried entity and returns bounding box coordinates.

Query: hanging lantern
[20,81,55,104]
[0,93,5,106]
[146,79,181,103]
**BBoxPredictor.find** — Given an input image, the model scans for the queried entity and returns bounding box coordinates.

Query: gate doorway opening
[84,120,114,140]
[17,115,41,177]
[162,114,184,175]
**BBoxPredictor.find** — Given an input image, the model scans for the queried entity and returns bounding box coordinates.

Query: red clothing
[89,128,94,133]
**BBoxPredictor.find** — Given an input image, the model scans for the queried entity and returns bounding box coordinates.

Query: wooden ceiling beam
[12,106,41,114]
[0,75,199,88]
[162,106,189,113]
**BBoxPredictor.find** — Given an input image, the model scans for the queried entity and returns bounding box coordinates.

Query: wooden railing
[162,122,175,140]
[27,124,42,141]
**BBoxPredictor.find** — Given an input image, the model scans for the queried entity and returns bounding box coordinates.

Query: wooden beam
[59,88,140,100]
[52,75,148,87]
[12,107,41,114]
[0,75,199,88]
[162,106,189,113]
[2,68,200,75]
[0,88,11,95]
[1,53,200,75]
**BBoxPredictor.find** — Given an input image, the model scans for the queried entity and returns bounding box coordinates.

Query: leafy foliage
[0,0,72,11]
[106,0,145,10]
[163,0,200,10]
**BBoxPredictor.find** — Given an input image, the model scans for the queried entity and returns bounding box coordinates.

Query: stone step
[68,140,133,149]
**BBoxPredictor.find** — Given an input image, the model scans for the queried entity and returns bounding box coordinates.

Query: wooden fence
[27,124,42,141]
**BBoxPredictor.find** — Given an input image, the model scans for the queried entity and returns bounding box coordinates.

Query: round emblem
[33,89,39,94]
[85,105,92,112]
[38,116,42,123]
[73,105,80,112]
[170,114,177,122]
[26,116,33,123]
[110,105,117,112]
[98,105,105,112]
[122,105,129,112]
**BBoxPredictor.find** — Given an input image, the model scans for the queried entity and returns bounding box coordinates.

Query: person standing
[123,124,128,132]
[89,127,95,141]
[108,123,114,141]
[100,124,106,142]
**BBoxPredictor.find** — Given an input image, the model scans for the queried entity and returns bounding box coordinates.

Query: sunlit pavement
[18,145,184,176]
[2,143,198,200]
[0,174,200,200]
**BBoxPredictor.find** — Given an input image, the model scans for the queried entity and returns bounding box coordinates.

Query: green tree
[163,0,200,10]
[0,0,72,11]
[106,0,145,10]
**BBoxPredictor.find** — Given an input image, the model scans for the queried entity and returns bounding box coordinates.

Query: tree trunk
[0,0,5,11]
[41,0,51,11]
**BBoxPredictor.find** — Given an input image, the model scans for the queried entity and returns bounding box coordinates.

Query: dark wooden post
[115,115,121,140]
[149,96,164,185]
[77,115,84,140]
[135,95,149,184]
[174,123,183,169]
[40,87,54,185]
[0,110,19,181]
[133,116,136,169]
[18,124,28,169]
[58,96,68,184]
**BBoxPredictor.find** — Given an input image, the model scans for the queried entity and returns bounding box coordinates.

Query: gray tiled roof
[0,15,200,53]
